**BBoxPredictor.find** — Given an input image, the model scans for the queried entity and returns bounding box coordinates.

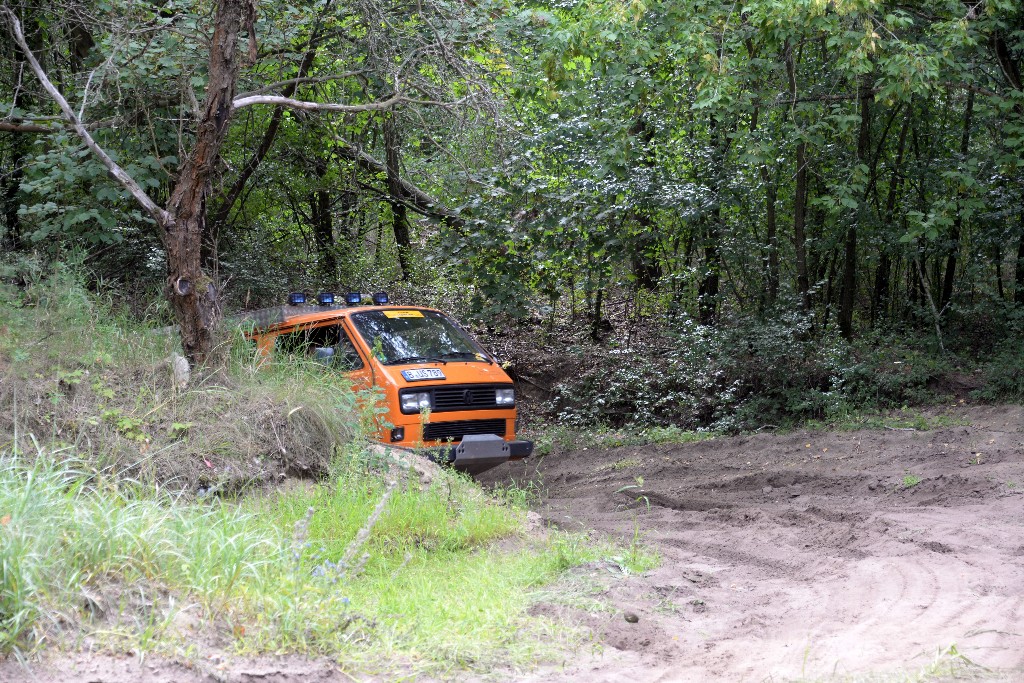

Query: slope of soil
[483,405,1024,682]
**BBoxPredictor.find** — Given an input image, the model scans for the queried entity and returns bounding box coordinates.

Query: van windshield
[349,310,490,365]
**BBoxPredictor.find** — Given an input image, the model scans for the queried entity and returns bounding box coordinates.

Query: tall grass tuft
[0,448,281,651]
[0,448,625,669]
[0,258,360,491]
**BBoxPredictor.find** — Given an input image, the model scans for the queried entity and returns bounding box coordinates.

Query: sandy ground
[484,404,1024,682]
[3,405,1022,682]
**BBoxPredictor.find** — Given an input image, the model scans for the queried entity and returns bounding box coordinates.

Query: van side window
[275,324,364,371]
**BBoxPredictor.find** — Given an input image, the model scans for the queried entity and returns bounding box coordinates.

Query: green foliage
[840,339,954,408]
[0,453,277,651]
[4,0,1024,508]
[546,312,965,433]
[972,342,1024,401]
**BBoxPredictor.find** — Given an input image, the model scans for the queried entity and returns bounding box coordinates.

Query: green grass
[488,477,545,509]
[902,474,922,489]
[0,260,662,672]
[0,451,278,652]
[526,406,968,457]
[804,408,970,433]
[608,457,642,471]
[0,446,651,671]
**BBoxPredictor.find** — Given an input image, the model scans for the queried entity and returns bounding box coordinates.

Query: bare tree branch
[0,118,117,133]
[230,92,405,112]
[0,121,52,133]
[0,4,171,227]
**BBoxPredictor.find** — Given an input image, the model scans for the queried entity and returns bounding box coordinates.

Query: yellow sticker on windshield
[383,310,424,318]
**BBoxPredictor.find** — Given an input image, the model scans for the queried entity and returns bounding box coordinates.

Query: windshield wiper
[437,351,493,364]
[389,355,447,365]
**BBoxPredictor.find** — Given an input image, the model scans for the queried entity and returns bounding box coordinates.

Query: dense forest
[2,0,1024,424]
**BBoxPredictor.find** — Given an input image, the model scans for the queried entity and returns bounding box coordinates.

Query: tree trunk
[793,141,811,312]
[995,244,1004,301]
[746,39,779,309]
[590,287,604,342]
[1,8,44,251]
[940,91,974,311]
[838,225,857,339]
[839,78,872,340]
[307,157,336,281]
[337,188,358,242]
[384,114,412,279]
[698,219,720,326]
[1,135,27,250]
[1015,222,1024,305]
[628,117,662,291]
[631,214,662,291]
[871,254,891,325]
[698,112,726,326]
[821,248,839,331]
[162,0,248,363]
[208,0,336,246]
[764,181,779,307]
[311,189,336,280]
[871,109,911,326]
[786,40,811,313]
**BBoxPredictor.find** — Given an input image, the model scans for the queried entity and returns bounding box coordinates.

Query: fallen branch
[339,479,397,578]
[914,255,947,354]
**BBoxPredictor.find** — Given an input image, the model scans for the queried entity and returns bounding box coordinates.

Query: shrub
[546,310,961,433]
[972,342,1024,401]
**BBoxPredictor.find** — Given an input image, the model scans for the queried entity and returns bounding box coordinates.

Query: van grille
[431,385,502,411]
[423,419,506,442]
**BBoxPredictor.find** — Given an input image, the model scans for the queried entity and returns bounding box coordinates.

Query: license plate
[401,368,446,381]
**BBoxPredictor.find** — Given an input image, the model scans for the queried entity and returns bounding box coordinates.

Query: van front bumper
[427,434,533,475]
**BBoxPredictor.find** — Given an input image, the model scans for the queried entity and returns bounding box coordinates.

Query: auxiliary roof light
[345,292,362,305]
[287,292,306,305]
[372,291,389,305]
[317,292,335,306]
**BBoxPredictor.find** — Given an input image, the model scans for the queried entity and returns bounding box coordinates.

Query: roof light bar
[345,292,362,305]
[288,292,306,305]
[317,292,335,306]
[372,291,389,305]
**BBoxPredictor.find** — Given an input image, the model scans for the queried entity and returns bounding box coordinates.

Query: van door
[273,321,371,387]
[273,320,388,438]
[335,320,373,391]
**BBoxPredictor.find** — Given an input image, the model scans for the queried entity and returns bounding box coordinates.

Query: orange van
[240,291,532,474]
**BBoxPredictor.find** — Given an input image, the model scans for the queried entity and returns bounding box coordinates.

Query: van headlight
[400,391,432,413]
[495,388,515,406]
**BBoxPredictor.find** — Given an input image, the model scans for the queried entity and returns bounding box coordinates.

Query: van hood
[378,361,513,387]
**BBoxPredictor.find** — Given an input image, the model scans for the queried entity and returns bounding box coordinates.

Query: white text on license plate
[401,368,446,381]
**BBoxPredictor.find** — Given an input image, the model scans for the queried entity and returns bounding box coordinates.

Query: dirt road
[484,405,1024,682]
